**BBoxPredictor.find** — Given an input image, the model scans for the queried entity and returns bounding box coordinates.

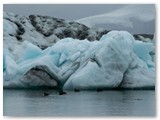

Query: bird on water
[43,92,50,96]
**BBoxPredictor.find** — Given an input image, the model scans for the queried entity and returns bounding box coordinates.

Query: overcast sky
[4,4,128,20]
[3,4,155,34]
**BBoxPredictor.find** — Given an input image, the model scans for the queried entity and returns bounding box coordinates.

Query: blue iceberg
[3,31,155,90]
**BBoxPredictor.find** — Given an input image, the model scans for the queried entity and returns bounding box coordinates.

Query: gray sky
[4,4,127,20]
[3,4,155,34]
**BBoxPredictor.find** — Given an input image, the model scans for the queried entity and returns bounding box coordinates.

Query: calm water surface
[3,89,155,116]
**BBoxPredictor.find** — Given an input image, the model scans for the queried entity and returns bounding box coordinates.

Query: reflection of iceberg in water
[3,31,155,90]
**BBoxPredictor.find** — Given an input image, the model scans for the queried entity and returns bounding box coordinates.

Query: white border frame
[0,0,159,120]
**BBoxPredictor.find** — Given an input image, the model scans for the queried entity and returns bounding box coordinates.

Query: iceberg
[3,31,155,90]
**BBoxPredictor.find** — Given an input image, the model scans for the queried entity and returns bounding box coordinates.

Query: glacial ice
[133,41,154,67]
[3,19,18,36]
[3,31,155,90]
[17,41,43,62]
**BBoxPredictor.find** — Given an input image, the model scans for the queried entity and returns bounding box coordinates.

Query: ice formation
[3,30,155,90]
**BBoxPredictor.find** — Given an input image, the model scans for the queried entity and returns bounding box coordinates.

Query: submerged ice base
[3,31,155,90]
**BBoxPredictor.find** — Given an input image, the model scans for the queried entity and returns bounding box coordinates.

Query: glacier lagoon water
[3,89,155,116]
